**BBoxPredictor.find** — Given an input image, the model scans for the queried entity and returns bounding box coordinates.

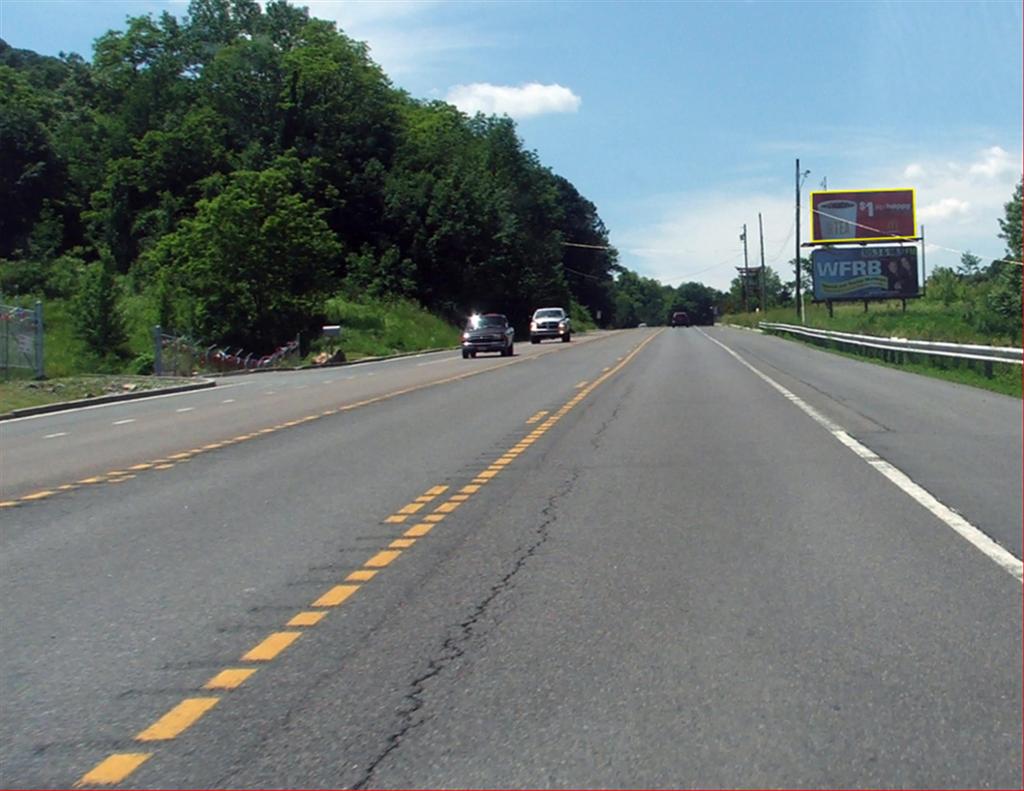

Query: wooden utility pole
[795,159,803,321]
[741,224,749,313]
[758,212,767,313]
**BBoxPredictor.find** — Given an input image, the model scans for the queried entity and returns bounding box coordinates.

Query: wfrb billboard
[810,188,916,243]
[811,247,919,301]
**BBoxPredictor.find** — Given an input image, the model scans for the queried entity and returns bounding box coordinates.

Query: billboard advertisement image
[810,188,916,243]
[811,247,919,301]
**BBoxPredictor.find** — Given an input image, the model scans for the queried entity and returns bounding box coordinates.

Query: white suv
[530,307,571,343]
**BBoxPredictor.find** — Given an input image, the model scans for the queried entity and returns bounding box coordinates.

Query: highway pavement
[1,326,1020,788]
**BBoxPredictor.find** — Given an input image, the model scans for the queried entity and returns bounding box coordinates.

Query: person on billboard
[886,256,916,294]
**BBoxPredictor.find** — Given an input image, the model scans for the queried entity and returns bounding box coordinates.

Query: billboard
[811,247,919,301]
[810,188,916,243]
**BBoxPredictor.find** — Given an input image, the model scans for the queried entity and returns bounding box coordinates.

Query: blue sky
[2,0,1021,291]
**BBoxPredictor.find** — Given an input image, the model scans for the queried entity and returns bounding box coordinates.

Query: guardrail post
[984,361,993,379]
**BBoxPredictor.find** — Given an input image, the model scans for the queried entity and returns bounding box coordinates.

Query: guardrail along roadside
[759,322,1023,378]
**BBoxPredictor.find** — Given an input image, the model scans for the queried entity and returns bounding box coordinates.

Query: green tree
[145,164,341,350]
[71,260,128,357]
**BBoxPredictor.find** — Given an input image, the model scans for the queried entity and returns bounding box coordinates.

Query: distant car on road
[462,313,514,358]
[530,307,571,343]
[638,322,648,328]
[670,311,691,327]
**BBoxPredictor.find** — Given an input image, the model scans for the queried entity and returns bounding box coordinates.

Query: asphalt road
[1,326,1020,789]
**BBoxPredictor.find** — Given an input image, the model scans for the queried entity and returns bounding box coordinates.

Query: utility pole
[740,224,749,314]
[758,212,767,314]
[795,158,805,322]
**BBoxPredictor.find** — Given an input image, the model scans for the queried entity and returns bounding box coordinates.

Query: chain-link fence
[1,301,44,379]
[153,326,300,376]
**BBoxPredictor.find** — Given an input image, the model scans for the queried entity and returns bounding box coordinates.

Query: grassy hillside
[320,297,461,359]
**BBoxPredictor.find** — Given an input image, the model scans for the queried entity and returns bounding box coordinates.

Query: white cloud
[298,1,492,80]
[968,145,1016,179]
[919,197,970,221]
[904,163,925,179]
[614,191,798,292]
[445,82,581,119]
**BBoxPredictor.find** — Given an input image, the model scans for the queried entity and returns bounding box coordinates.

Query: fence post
[153,325,163,376]
[34,300,44,379]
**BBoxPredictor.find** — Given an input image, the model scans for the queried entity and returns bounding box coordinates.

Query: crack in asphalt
[351,468,582,790]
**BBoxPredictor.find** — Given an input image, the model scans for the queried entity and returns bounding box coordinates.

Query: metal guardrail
[758,322,1023,366]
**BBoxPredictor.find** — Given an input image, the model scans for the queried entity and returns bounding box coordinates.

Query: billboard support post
[921,223,927,297]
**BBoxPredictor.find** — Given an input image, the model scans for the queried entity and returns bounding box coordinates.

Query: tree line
[0,0,720,361]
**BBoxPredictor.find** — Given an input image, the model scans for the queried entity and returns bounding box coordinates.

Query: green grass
[724,299,1019,345]
[722,302,1021,398]
[320,296,461,360]
[0,374,196,414]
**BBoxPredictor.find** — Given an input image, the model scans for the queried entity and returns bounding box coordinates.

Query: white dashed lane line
[44,432,68,439]
[222,399,235,404]
[176,407,195,413]
[112,419,136,426]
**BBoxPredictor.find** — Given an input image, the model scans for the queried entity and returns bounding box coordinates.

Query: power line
[811,206,1023,266]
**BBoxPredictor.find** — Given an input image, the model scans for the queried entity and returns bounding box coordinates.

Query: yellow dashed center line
[312,584,359,607]
[365,550,402,568]
[287,611,328,627]
[135,697,219,741]
[67,333,660,788]
[20,490,54,501]
[243,631,301,661]
[203,668,257,690]
[77,753,152,786]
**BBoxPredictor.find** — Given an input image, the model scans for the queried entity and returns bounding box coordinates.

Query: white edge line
[697,328,1023,583]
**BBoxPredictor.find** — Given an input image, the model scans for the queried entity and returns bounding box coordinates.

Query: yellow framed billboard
[810,188,917,244]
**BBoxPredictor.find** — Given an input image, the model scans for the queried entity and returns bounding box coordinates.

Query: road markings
[287,611,327,627]
[526,410,548,424]
[222,398,235,403]
[136,697,220,741]
[365,550,402,568]
[312,584,359,607]
[44,431,68,439]
[6,338,614,509]
[176,407,195,413]
[112,419,135,425]
[21,490,54,501]
[575,380,589,388]
[699,328,1024,583]
[70,332,652,787]
[242,632,301,661]
[203,668,257,690]
[76,753,152,786]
